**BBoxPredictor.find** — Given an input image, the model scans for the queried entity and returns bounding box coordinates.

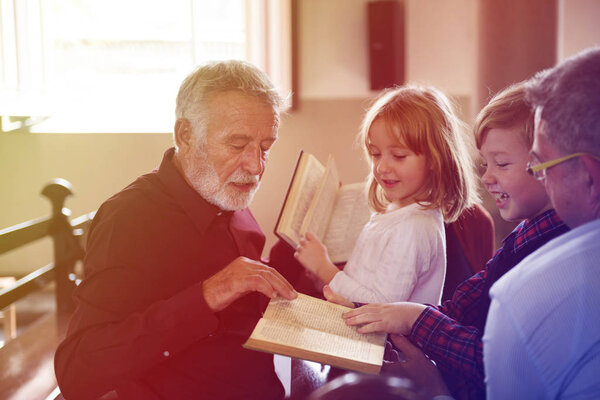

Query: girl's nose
[376,157,391,175]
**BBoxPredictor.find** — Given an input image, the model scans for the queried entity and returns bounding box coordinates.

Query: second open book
[274,151,372,264]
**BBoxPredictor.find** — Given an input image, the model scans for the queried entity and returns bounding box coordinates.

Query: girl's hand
[323,285,355,308]
[341,302,427,335]
[294,232,339,283]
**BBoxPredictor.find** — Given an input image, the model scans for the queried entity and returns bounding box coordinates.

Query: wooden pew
[0,179,94,400]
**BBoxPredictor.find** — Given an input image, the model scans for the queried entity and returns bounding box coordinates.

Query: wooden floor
[0,284,55,346]
[0,285,59,400]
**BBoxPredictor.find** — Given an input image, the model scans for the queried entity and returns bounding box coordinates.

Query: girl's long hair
[359,85,479,222]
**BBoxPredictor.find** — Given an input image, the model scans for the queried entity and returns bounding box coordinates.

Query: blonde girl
[294,85,479,304]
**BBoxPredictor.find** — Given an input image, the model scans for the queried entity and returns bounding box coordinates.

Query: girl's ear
[174,119,193,151]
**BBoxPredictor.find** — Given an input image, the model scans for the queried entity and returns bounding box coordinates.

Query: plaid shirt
[408,209,567,394]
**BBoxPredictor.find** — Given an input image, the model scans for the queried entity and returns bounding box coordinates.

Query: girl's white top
[329,202,446,304]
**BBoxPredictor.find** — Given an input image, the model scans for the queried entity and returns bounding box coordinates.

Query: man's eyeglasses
[526,152,600,181]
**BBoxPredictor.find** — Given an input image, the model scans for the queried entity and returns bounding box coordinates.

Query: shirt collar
[156,147,233,235]
[503,209,566,253]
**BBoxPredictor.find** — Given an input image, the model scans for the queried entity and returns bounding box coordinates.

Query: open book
[274,151,372,264]
[244,293,386,374]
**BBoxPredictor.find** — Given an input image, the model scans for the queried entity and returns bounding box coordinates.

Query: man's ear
[174,119,193,151]
[581,154,600,201]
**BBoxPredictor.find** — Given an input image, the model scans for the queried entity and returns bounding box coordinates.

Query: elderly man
[483,47,600,399]
[54,60,297,400]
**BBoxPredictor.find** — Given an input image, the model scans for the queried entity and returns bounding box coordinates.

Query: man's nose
[241,145,264,176]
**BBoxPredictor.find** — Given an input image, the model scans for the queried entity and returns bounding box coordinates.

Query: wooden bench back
[0,179,95,400]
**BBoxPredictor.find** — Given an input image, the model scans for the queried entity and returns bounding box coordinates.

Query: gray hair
[525,46,600,156]
[175,60,287,124]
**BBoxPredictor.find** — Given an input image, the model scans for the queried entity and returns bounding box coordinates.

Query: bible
[274,151,371,264]
[243,293,386,374]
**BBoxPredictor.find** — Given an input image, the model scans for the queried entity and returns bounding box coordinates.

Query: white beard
[185,149,260,211]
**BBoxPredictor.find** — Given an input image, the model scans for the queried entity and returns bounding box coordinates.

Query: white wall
[299,0,371,98]
[559,0,600,59]
[300,0,477,101]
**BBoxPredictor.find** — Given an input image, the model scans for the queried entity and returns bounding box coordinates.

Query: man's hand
[294,232,339,283]
[202,256,297,312]
[341,302,427,335]
[382,335,451,398]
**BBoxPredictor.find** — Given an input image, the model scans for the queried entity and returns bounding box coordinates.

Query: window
[0,0,291,133]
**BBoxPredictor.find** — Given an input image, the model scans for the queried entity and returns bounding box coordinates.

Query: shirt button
[163,351,170,357]
[216,211,223,216]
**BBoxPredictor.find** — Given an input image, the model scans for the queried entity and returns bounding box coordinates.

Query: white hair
[174,60,287,146]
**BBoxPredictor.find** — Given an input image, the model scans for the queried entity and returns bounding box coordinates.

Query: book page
[253,294,385,366]
[249,318,382,365]
[276,153,325,245]
[263,294,384,346]
[301,155,340,240]
[323,183,372,263]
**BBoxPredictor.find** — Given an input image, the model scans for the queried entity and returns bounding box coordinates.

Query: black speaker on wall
[368,0,405,90]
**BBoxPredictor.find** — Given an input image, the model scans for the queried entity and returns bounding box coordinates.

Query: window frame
[0,0,294,134]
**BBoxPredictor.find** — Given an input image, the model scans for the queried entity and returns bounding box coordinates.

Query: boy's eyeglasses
[526,152,600,181]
